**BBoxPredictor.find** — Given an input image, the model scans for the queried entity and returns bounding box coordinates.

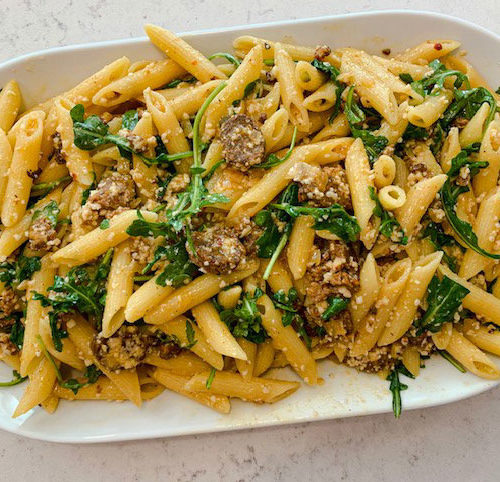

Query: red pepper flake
[434,43,443,51]
[382,48,391,56]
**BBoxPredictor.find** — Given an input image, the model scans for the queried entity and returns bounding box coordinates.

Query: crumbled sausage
[52,133,66,164]
[0,333,18,356]
[0,288,21,329]
[304,240,360,323]
[314,45,332,61]
[158,173,190,209]
[290,162,352,209]
[78,172,135,228]
[407,161,432,187]
[187,224,246,275]
[129,236,156,265]
[93,325,150,371]
[344,344,400,373]
[219,114,265,171]
[28,216,60,252]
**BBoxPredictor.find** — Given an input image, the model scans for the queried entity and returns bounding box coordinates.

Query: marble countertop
[1,1,499,480]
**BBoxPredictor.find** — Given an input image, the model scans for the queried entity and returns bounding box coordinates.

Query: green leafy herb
[35,335,63,383]
[263,59,275,66]
[410,60,470,97]
[311,59,343,119]
[81,173,97,205]
[422,222,458,271]
[99,219,110,230]
[208,52,241,67]
[30,176,72,198]
[121,110,139,131]
[441,87,496,130]
[9,319,24,350]
[33,250,113,349]
[321,296,350,320]
[386,362,414,418]
[162,77,197,89]
[369,186,407,244]
[219,288,267,343]
[345,86,388,163]
[402,124,429,141]
[438,350,466,373]
[271,288,310,348]
[32,200,60,229]
[243,80,258,98]
[185,320,197,348]
[270,202,360,243]
[155,242,198,288]
[206,367,216,389]
[254,126,298,169]
[0,370,27,387]
[70,104,196,167]
[417,275,469,334]
[399,73,414,84]
[60,365,103,395]
[441,150,500,260]
[0,255,41,288]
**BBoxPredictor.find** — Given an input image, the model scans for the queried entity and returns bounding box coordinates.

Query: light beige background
[1,1,499,480]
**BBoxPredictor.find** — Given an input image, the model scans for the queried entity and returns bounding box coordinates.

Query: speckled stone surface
[1,1,499,480]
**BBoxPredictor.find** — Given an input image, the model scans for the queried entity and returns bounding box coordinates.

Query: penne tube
[261,108,289,152]
[351,258,412,356]
[144,351,210,376]
[191,301,247,359]
[295,60,326,90]
[463,318,500,357]
[345,138,376,248]
[0,80,21,132]
[440,127,461,173]
[445,329,500,380]
[184,370,300,404]
[459,188,500,280]
[349,253,380,329]
[152,368,230,413]
[378,251,442,346]
[52,210,158,266]
[258,294,317,384]
[156,317,224,370]
[145,24,227,82]
[287,215,315,280]
[402,346,421,377]
[432,322,453,350]
[253,339,275,376]
[234,338,257,379]
[396,40,460,63]
[1,110,45,227]
[0,128,13,206]
[93,59,186,107]
[101,242,137,337]
[407,90,453,128]
[303,82,337,112]
[144,260,260,324]
[312,113,350,142]
[439,264,500,325]
[275,43,309,132]
[473,117,500,196]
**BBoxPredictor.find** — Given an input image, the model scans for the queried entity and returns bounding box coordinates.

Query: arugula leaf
[321,296,350,320]
[206,367,216,389]
[155,241,198,288]
[9,319,24,350]
[0,255,41,288]
[254,210,281,258]
[30,176,72,199]
[369,186,408,244]
[32,200,60,228]
[402,124,428,141]
[219,288,268,343]
[126,210,177,239]
[345,86,388,163]
[399,73,414,84]
[60,365,103,395]
[162,77,197,89]
[422,222,458,271]
[271,288,310,348]
[121,110,139,131]
[410,60,470,97]
[0,370,27,387]
[441,150,500,259]
[386,362,414,418]
[271,202,360,243]
[99,219,110,230]
[254,126,298,169]
[438,350,466,373]
[70,105,196,167]
[185,320,197,348]
[208,52,241,67]
[33,250,113,348]
[311,59,343,119]
[81,173,97,206]
[417,275,469,334]
[441,87,496,130]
